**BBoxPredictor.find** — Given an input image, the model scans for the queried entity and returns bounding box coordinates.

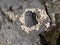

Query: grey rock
[0,0,52,45]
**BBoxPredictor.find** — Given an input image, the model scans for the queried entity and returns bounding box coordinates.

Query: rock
[0,0,52,45]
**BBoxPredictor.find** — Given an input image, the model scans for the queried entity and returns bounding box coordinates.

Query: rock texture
[41,0,60,45]
[0,0,60,45]
[0,0,51,45]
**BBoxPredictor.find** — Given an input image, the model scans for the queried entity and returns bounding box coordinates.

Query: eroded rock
[0,0,53,45]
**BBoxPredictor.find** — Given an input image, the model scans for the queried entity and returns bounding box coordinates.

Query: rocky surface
[41,0,60,45]
[0,0,60,45]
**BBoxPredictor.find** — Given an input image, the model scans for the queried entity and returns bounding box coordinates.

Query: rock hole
[7,16,13,22]
[25,11,38,27]
[9,6,13,11]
